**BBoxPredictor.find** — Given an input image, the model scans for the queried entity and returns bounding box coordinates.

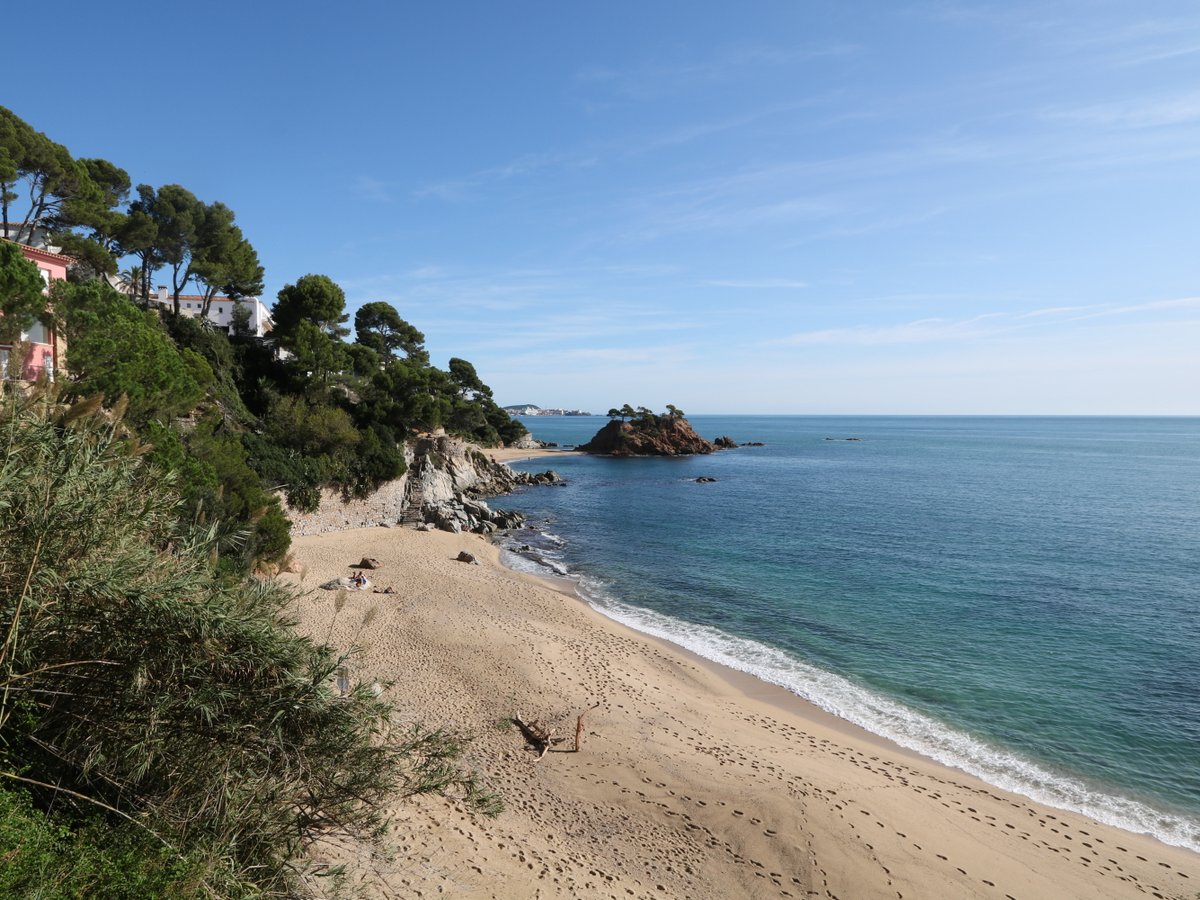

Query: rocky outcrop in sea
[578,415,717,456]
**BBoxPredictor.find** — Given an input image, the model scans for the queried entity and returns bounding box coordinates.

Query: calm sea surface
[498,416,1200,850]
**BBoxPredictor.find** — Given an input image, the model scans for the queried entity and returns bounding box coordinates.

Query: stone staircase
[395,484,427,527]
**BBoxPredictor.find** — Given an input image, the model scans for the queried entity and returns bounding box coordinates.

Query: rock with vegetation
[582,405,716,456]
[401,437,556,534]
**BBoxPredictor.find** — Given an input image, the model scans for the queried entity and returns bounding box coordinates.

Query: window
[25,319,49,344]
[217,307,223,315]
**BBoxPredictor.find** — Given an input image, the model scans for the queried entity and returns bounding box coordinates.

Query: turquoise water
[499,416,1200,851]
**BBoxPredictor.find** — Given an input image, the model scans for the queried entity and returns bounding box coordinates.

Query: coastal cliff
[579,414,716,456]
[284,434,560,536]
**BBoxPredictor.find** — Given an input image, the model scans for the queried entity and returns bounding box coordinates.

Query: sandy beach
[282,525,1198,899]
[488,446,582,464]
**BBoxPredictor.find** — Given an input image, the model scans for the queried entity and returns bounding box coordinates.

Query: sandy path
[282,526,1198,899]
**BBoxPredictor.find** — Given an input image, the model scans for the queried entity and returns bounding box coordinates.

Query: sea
[496,415,1200,852]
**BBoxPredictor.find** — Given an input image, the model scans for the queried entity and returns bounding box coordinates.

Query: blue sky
[9,1,1200,413]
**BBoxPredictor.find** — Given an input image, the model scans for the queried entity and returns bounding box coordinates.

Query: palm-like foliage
[0,390,495,896]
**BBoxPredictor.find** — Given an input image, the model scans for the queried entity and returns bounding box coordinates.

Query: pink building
[0,240,69,382]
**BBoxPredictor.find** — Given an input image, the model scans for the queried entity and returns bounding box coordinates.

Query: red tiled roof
[1,237,77,266]
[158,295,264,306]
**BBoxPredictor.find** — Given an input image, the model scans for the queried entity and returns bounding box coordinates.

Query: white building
[151,286,273,337]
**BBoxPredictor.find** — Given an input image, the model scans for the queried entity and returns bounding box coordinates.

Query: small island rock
[579,409,716,457]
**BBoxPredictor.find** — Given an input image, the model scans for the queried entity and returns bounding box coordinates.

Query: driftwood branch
[513,713,557,760]
[575,702,601,752]
[514,702,601,760]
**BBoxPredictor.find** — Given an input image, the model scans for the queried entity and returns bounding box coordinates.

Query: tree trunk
[171,262,189,317]
[200,285,218,318]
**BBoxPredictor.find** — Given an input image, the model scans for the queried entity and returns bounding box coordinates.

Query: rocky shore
[284,433,562,537]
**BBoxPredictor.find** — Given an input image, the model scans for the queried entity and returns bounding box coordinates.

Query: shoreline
[282,524,1197,898]
[488,446,583,464]
[495,454,1200,857]
[496,542,1200,852]
[494,546,927,764]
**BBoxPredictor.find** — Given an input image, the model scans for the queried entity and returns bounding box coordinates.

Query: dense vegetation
[0,393,498,896]
[606,403,686,422]
[2,104,526,573]
[1,108,516,895]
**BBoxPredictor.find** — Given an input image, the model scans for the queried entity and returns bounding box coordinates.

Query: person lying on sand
[350,572,369,589]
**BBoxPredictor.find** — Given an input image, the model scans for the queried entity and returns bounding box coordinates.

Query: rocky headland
[284,433,562,536]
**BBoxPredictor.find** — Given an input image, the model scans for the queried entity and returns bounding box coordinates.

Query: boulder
[358,557,383,570]
[515,469,564,486]
[695,476,718,483]
[713,435,738,449]
[508,432,546,450]
[455,551,478,565]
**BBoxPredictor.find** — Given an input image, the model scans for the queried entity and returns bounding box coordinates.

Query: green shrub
[52,281,203,424]
[0,786,217,900]
[241,432,325,512]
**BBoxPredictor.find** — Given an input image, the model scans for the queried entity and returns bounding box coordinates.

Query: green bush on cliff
[0,392,497,897]
[51,280,205,424]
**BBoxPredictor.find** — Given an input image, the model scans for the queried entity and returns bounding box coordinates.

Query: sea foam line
[570,574,1200,853]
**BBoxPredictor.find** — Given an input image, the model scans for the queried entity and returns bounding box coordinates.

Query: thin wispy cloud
[1046,13,1200,67]
[1044,91,1200,130]
[774,296,1200,348]
[405,265,447,279]
[351,175,393,202]
[575,41,859,100]
[704,278,808,289]
[492,342,701,371]
[414,99,826,202]
[1069,296,1200,321]
[1016,305,1090,319]
[415,149,600,201]
[795,206,952,243]
[775,314,1007,348]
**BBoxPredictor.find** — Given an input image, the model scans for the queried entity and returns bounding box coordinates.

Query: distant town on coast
[503,404,593,416]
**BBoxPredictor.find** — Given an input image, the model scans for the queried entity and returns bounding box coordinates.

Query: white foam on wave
[498,547,575,579]
[574,575,1200,853]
